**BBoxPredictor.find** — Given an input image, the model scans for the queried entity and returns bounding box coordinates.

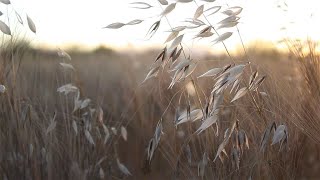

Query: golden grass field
[0,42,320,179]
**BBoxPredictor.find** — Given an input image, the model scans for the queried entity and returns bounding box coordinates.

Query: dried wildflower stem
[247,90,268,125]
[174,132,197,170]
[225,3,249,59]
[107,85,158,150]
[191,77,205,116]
[159,2,206,114]
[193,0,233,61]
[160,86,185,119]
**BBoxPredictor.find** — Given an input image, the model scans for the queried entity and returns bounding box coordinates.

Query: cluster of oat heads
[56,49,94,145]
[103,0,289,178]
[146,119,163,165]
[0,1,36,34]
[55,49,132,177]
[260,122,288,152]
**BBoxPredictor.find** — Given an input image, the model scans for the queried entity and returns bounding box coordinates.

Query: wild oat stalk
[104,0,289,178]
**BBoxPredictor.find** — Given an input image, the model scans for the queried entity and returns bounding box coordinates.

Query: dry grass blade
[147,138,156,163]
[80,99,91,109]
[99,168,105,179]
[168,47,177,64]
[231,147,240,169]
[29,144,34,157]
[104,22,125,29]
[169,34,184,50]
[228,6,243,15]
[73,91,81,112]
[154,46,167,63]
[194,31,214,38]
[0,0,10,5]
[57,48,72,60]
[0,20,11,35]
[260,92,268,96]
[194,5,204,19]
[98,107,104,124]
[198,68,222,78]
[146,20,161,39]
[176,0,193,3]
[168,26,186,32]
[253,75,267,89]
[194,26,213,39]
[212,73,229,93]
[72,120,78,135]
[184,18,205,26]
[183,61,197,78]
[27,15,36,33]
[102,124,110,144]
[176,109,203,125]
[230,79,240,93]
[272,125,287,145]
[222,64,246,79]
[218,15,240,24]
[46,112,57,135]
[15,11,23,25]
[222,7,243,16]
[121,126,128,141]
[57,84,78,95]
[96,156,107,167]
[211,92,223,113]
[217,21,239,29]
[185,144,192,165]
[142,66,160,83]
[158,0,168,5]
[165,31,179,43]
[160,3,176,16]
[169,60,197,88]
[59,63,75,71]
[172,47,183,61]
[103,134,110,145]
[260,122,276,152]
[117,159,132,176]
[205,6,221,16]
[249,71,258,89]
[212,32,233,44]
[238,129,249,153]
[231,87,248,103]
[196,112,219,134]
[130,2,153,9]
[46,120,57,135]
[214,120,237,161]
[147,119,163,164]
[198,152,208,178]
[155,119,163,144]
[85,129,95,145]
[126,19,143,25]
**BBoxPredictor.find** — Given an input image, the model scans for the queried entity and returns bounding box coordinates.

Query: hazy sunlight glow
[3,0,319,50]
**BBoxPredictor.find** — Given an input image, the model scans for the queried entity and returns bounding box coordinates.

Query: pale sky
[1,0,319,50]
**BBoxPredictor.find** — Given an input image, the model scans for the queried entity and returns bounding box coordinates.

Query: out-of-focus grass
[0,43,319,179]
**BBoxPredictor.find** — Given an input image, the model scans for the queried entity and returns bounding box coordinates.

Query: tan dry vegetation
[0,44,319,179]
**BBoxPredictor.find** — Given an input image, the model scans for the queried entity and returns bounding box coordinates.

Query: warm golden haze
[4,0,318,49]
